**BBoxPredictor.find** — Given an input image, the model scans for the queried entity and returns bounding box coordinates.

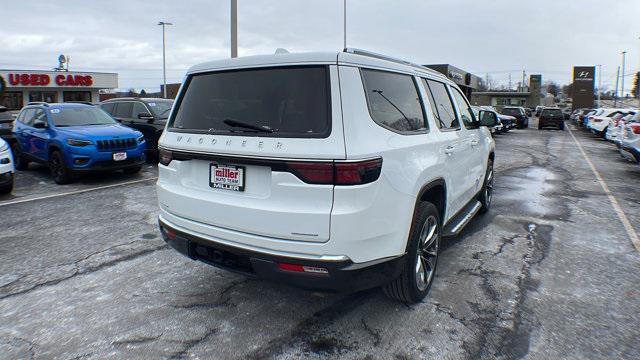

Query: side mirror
[33,120,48,129]
[478,110,498,127]
[138,112,154,121]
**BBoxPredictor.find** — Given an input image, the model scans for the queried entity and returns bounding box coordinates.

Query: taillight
[335,159,383,185]
[159,149,172,166]
[285,162,334,184]
[285,158,382,185]
[631,124,640,134]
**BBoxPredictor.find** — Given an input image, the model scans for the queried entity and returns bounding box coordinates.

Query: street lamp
[158,21,173,98]
[621,51,627,102]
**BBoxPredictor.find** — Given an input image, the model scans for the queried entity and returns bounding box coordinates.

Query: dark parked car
[100,98,174,159]
[538,108,565,130]
[501,106,529,129]
[0,106,15,141]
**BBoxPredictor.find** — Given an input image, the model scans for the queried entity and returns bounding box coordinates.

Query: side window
[423,79,459,130]
[100,103,115,115]
[33,109,48,125]
[132,102,149,118]
[114,102,133,118]
[361,69,427,133]
[449,88,476,129]
[20,109,36,126]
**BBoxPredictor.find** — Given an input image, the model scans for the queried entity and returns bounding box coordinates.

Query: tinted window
[50,107,117,127]
[170,66,330,138]
[100,103,116,115]
[541,109,562,117]
[450,88,476,128]
[502,108,523,116]
[361,69,426,133]
[423,79,459,130]
[114,102,133,118]
[132,102,148,117]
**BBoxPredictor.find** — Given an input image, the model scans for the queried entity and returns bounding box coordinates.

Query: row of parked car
[0,97,174,191]
[471,105,530,135]
[571,107,640,166]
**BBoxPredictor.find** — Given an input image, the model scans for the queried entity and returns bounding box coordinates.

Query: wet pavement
[1,119,639,359]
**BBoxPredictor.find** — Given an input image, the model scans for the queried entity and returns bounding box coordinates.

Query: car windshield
[169,66,330,137]
[502,108,522,116]
[146,100,174,119]
[50,107,117,127]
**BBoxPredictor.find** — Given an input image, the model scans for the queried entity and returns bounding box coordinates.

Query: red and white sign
[0,70,117,89]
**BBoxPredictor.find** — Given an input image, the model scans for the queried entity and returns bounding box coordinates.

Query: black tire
[0,179,12,195]
[478,159,494,213]
[49,150,73,185]
[383,202,440,304]
[11,142,29,171]
[559,122,565,131]
[123,166,142,174]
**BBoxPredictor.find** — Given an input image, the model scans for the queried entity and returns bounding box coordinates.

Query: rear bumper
[158,218,405,292]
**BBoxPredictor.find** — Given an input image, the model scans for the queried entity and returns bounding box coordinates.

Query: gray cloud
[2,0,639,92]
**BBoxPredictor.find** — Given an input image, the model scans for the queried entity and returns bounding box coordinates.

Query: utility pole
[157,21,173,99]
[597,64,602,108]
[522,69,526,92]
[343,0,347,50]
[614,66,620,107]
[508,73,512,90]
[621,51,627,102]
[231,0,238,58]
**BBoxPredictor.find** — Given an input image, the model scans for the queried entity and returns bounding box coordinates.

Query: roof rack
[343,48,430,72]
[27,102,49,107]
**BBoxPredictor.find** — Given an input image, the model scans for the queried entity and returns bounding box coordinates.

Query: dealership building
[0,70,118,110]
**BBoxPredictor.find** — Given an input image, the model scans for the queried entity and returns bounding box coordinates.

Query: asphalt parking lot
[1,118,639,360]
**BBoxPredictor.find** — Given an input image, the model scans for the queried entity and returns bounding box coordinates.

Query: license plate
[210,164,245,191]
[113,152,127,161]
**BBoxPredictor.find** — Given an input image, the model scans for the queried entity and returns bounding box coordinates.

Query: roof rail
[343,48,429,72]
[65,101,94,105]
[27,102,49,107]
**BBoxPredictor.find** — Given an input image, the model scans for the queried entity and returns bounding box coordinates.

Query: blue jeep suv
[12,102,146,184]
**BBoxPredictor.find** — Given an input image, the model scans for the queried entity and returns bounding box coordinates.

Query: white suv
[156,49,496,303]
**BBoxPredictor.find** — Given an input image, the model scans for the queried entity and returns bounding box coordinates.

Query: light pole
[343,0,347,50]
[597,64,602,108]
[621,51,627,102]
[231,0,238,58]
[158,21,173,98]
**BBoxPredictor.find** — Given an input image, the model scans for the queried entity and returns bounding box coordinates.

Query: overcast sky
[2,0,639,93]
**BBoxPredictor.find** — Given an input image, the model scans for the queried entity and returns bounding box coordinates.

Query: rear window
[502,108,522,116]
[169,66,330,138]
[541,109,562,117]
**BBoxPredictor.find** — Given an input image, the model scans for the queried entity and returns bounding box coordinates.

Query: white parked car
[0,138,15,194]
[586,108,630,138]
[620,118,640,164]
[606,111,638,145]
[156,49,496,303]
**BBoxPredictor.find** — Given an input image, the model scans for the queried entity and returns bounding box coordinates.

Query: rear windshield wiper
[223,118,273,133]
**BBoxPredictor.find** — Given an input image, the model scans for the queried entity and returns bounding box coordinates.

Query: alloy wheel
[485,166,494,207]
[415,215,439,291]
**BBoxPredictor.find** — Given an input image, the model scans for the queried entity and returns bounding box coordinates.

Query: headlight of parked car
[67,139,93,146]
[0,142,8,152]
[137,135,145,143]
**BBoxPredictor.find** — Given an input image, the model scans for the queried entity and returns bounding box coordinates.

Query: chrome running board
[443,201,482,237]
